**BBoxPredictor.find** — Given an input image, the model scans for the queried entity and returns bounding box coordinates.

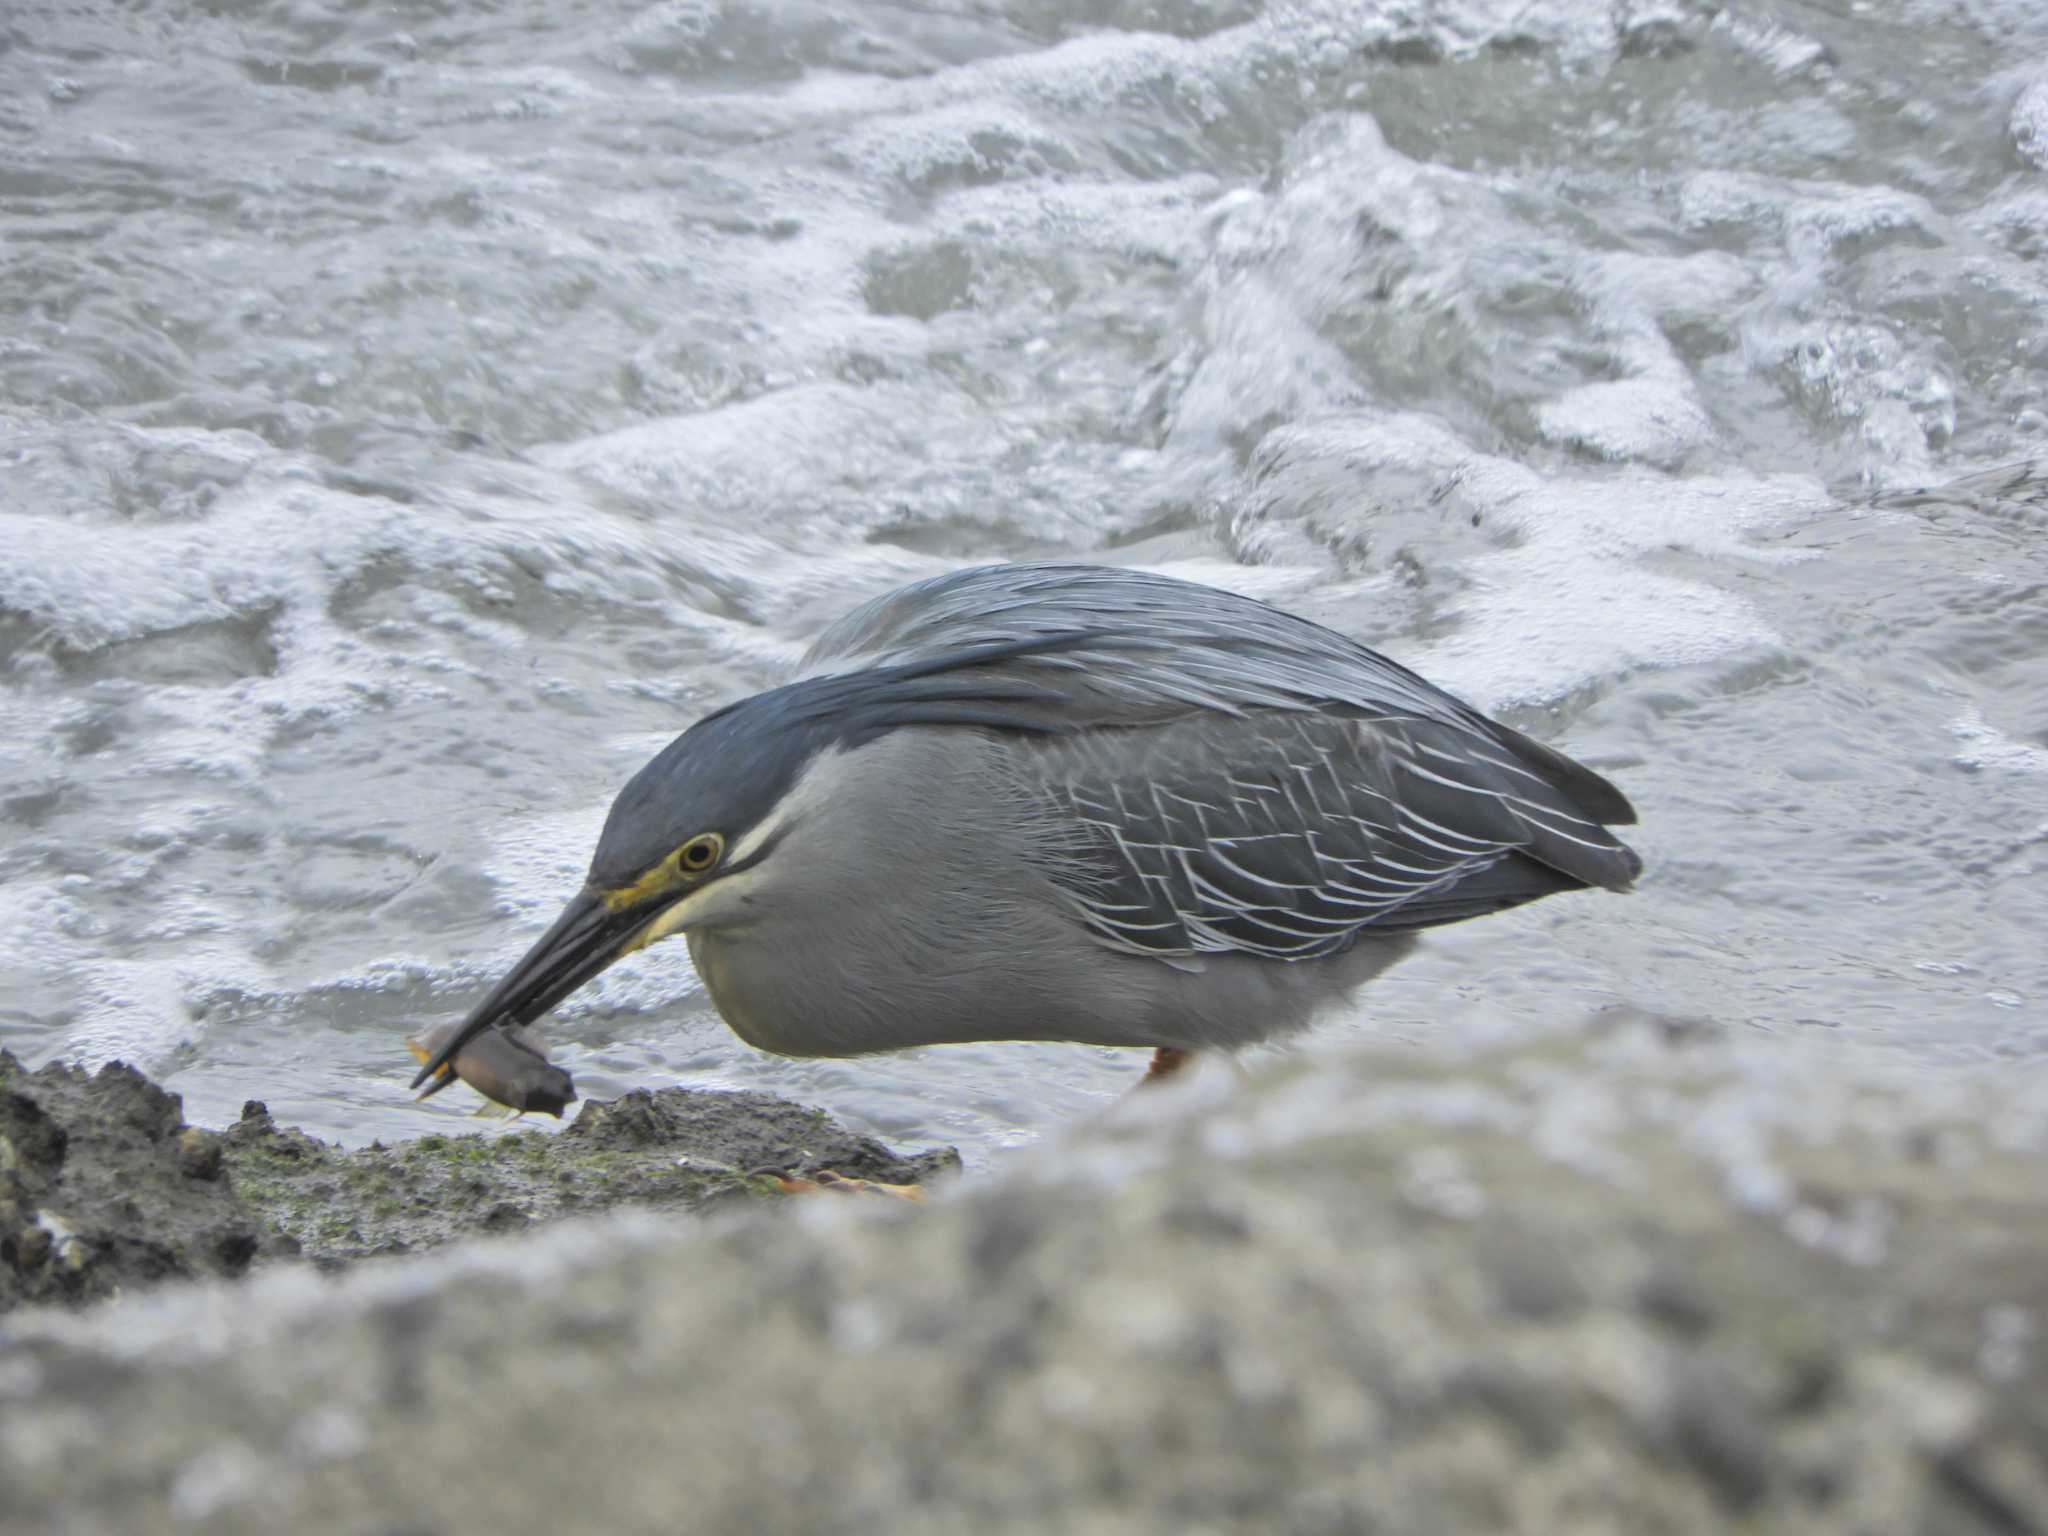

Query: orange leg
[1140,1047,1196,1086]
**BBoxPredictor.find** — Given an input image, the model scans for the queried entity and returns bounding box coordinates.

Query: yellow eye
[676,833,723,875]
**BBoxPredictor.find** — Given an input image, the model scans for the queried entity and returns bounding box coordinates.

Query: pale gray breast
[682,727,1174,1055]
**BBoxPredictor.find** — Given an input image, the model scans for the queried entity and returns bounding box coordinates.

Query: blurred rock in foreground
[4,1023,2047,1535]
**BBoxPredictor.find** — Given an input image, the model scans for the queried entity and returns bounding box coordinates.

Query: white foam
[2013,73,2048,168]
[1951,706,2048,775]
[9,0,2048,1150]
[1225,403,1825,707]
[1405,463,1828,707]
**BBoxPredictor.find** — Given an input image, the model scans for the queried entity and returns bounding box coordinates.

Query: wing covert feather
[804,562,1639,959]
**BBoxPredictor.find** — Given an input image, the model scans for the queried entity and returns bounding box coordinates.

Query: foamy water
[4,0,2045,1158]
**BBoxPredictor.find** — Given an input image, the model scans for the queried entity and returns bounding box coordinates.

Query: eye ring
[677,833,723,874]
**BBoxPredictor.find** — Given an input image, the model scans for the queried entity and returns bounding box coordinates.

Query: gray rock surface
[220,1083,956,1267]
[0,1053,287,1311]
[4,1023,2045,1534]
[1,1047,955,1303]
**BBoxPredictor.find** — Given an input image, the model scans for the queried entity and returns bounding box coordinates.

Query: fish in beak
[407,1018,577,1119]
[406,886,649,1096]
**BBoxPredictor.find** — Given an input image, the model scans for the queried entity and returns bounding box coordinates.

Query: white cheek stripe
[726,794,800,868]
[724,743,845,866]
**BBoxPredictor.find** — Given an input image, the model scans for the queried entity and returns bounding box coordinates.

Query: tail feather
[1487,720,1639,827]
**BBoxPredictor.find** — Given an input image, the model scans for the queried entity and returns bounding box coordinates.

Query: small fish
[406,1020,577,1119]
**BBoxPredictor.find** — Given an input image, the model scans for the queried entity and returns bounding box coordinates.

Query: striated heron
[411,562,1639,1099]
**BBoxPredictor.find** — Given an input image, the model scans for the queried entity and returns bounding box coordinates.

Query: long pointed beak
[407,887,644,1090]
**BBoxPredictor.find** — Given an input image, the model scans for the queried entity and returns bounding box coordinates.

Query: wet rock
[479,1202,530,1234]
[0,1051,279,1311]
[565,1085,958,1185]
[177,1127,224,1182]
[221,1084,957,1268]
[0,1052,955,1306]
[224,1099,327,1161]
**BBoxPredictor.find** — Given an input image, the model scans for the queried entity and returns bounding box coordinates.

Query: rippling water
[4,0,2046,1159]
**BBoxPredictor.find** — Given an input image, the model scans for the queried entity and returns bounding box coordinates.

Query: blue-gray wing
[804,563,1493,733]
[803,562,1639,958]
[1015,710,1616,960]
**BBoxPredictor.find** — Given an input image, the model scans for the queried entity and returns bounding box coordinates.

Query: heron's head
[406,683,846,1091]
[406,649,1072,1092]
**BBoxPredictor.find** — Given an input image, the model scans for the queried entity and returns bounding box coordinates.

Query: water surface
[4,0,2045,1159]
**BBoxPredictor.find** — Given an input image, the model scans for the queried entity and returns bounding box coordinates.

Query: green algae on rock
[222,1088,958,1267]
[1,1047,958,1307]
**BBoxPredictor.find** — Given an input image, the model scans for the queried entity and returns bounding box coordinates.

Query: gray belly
[686,922,1415,1058]
[686,922,1144,1057]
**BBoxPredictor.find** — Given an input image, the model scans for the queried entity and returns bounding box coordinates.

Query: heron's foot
[762,1169,927,1203]
[1137,1046,1197,1087]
